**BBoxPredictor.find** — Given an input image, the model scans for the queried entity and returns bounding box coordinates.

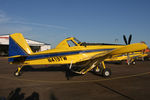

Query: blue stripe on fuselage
[9,48,114,62]
[26,49,114,60]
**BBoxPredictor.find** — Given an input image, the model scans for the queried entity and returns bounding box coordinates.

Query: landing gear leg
[131,58,136,65]
[127,58,135,65]
[14,65,24,77]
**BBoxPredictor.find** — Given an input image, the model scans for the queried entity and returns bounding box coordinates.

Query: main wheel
[102,68,111,77]
[132,61,136,65]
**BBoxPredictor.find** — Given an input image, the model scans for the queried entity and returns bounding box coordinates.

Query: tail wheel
[102,68,111,77]
[14,72,20,76]
[14,69,21,77]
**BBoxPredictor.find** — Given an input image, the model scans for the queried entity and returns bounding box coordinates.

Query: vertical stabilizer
[9,33,33,57]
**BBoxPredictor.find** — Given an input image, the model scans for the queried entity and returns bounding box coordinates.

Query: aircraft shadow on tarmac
[1,88,58,100]
[20,64,112,80]
[22,65,68,72]
[21,65,82,80]
[5,88,39,100]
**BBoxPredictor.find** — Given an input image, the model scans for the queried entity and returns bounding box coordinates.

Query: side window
[67,40,77,47]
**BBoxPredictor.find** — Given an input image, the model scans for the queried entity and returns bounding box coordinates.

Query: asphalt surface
[0,57,150,100]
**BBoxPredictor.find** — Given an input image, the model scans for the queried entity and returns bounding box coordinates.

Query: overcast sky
[0,0,150,47]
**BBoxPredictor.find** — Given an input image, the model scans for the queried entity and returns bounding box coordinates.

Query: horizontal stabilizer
[7,55,27,58]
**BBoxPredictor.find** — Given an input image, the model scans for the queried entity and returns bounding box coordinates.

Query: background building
[0,34,51,56]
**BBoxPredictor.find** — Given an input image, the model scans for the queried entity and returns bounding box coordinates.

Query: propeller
[123,34,132,45]
[123,35,128,45]
[128,34,132,44]
[123,34,132,65]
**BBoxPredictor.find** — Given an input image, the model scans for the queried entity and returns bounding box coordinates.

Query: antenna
[115,38,119,43]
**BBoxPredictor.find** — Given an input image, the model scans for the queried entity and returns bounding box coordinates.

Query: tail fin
[9,33,33,57]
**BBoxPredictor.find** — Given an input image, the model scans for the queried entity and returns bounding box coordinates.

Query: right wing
[72,43,148,74]
[77,43,148,63]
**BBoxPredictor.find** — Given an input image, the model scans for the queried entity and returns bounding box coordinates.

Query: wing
[79,43,148,63]
[73,43,147,74]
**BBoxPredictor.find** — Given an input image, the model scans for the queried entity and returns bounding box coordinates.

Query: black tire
[102,68,111,77]
[144,57,149,61]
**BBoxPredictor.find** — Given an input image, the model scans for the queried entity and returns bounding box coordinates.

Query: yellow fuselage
[22,45,123,65]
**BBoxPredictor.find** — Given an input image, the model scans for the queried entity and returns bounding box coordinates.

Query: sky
[0,0,150,47]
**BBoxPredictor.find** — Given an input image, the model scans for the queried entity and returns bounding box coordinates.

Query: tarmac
[0,57,150,100]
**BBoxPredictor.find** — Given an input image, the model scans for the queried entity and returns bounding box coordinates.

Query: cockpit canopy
[55,37,81,48]
[55,37,124,49]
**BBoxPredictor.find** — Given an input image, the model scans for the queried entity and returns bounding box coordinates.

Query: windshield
[67,40,77,47]
[74,38,81,44]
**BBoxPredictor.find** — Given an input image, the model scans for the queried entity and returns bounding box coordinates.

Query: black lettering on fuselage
[47,56,67,62]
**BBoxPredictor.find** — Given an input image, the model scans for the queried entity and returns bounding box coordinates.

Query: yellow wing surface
[108,43,147,55]
[84,43,148,61]
[105,52,148,61]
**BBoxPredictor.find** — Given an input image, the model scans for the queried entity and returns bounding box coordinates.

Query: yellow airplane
[8,33,148,77]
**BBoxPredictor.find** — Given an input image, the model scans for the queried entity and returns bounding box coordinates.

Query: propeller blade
[123,35,128,45]
[128,34,132,44]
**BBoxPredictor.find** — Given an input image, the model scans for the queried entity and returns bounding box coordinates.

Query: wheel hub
[105,71,110,76]
[96,68,100,72]
[15,72,19,76]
